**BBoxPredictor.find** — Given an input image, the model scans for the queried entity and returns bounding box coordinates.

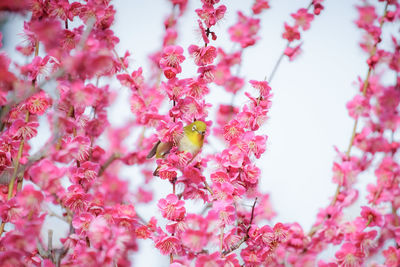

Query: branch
[98,152,121,176]
[204,180,214,195]
[246,197,258,235]
[308,1,390,238]
[222,198,258,255]
[267,43,289,84]
[329,1,389,208]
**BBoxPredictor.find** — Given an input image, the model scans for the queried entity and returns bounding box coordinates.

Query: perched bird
[147,121,207,175]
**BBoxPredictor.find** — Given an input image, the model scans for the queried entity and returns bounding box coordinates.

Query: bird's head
[185,120,207,137]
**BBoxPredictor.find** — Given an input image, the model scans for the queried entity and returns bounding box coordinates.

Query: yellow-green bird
[147,121,207,175]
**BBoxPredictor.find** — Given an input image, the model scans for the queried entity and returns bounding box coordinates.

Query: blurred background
[1,0,394,265]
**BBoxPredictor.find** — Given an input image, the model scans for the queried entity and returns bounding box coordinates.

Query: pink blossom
[16,185,43,214]
[249,80,271,98]
[197,65,216,83]
[181,228,210,253]
[155,235,181,255]
[284,43,302,61]
[9,119,39,140]
[158,164,178,181]
[135,187,153,204]
[48,0,71,21]
[29,19,63,53]
[355,6,377,30]
[197,19,210,44]
[228,12,260,48]
[220,147,245,169]
[26,92,50,115]
[382,246,400,267]
[195,252,223,267]
[241,247,263,266]
[346,95,370,119]
[69,135,91,162]
[69,161,99,189]
[158,194,186,221]
[332,160,359,187]
[72,212,95,235]
[195,4,226,28]
[28,159,65,196]
[335,243,364,267]
[236,132,267,159]
[282,23,301,42]
[161,78,189,100]
[87,215,111,249]
[160,45,185,79]
[188,45,217,66]
[223,76,244,94]
[187,79,209,99]
[312,0,324,15]
[239,164,260,184]
[163,28,178,46]
[170,96,210,122]
[117,67,144,91]
[360,206,384,227]
[211,201,236,226]
[252,0,270,15]
[291,8,314,31]
[63,185,90,212]
[375,156,399,188]
[215,105,239,134]
[212,181,235,202]
[223,119,245,141]
[354,230,377,256]
[223,253,240,267]
[273,223,288,242]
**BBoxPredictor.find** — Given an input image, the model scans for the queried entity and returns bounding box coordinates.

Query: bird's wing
[147,141,174,159]
[156,142,173,158]
[147,140,161,159]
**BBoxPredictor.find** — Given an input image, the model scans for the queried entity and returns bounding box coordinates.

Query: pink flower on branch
[158,194,186,221]
[160,45,185,79]
[282,23,301,42]
[155,235,181,255]
[188,45,217,66]
[195,4,226,28]
[291,8,314,31]
[252,0,270,15]
[228,12,260,48]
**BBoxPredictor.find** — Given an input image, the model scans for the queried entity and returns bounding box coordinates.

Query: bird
[147,121,207,175]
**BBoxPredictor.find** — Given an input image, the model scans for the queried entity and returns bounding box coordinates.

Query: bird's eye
[192,125,197,131]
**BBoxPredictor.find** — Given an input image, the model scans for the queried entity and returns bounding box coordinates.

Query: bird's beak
[195,129,205,135]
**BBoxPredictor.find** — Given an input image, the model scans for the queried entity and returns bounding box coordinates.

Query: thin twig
[98,153,121,176]
[47,209,69,223]
[222,198,258,255]
[204,180,213,195]
[267,43,289,84]
[308,1,390,238]
[48,229,53,252]
[220,226,224,253]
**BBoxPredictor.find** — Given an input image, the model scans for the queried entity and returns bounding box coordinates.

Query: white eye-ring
[192,125,197,131]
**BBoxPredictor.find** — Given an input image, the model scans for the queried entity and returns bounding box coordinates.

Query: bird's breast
[178,134,202,155]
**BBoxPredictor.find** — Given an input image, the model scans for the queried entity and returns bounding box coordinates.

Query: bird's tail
[153,166,160,176]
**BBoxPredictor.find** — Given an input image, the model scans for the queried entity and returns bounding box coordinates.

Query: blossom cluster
[0,0,399,266]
